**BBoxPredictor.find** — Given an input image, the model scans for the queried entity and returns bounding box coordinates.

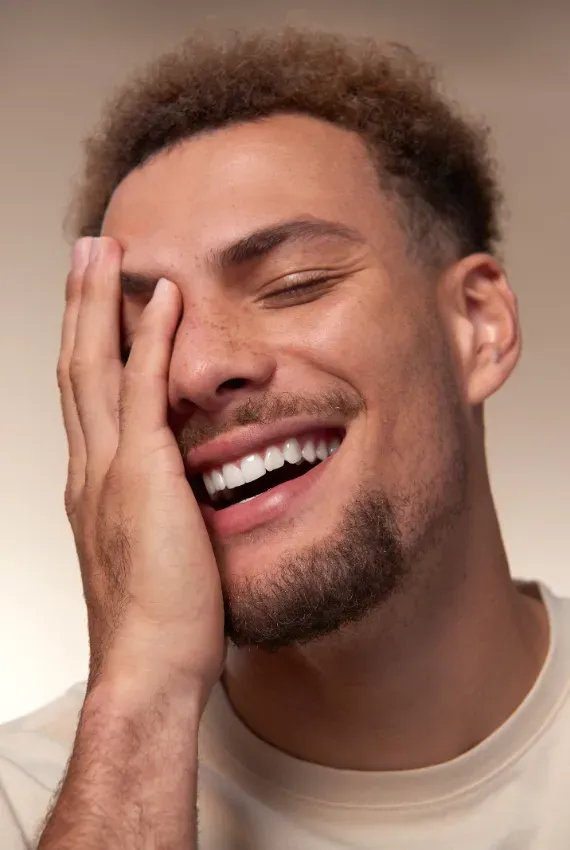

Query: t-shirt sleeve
[0,778,30,850]
[0,739,63,849]
[0,685,85,848]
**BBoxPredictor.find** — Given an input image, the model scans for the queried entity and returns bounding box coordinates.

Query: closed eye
[260,275,338,306]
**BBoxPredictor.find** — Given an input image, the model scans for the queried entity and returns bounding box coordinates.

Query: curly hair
[69,28,502,267]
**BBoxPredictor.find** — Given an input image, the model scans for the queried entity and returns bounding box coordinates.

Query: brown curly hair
[69,28,502,266]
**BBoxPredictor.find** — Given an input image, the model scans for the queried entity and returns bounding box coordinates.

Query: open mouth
[191,428,343,511]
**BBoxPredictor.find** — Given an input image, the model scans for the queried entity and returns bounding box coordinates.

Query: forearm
[38,676,203,849]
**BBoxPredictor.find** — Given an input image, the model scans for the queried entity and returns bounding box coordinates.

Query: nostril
[218,377,248,392]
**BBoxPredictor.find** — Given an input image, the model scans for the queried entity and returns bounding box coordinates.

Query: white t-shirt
[1,583,569,849]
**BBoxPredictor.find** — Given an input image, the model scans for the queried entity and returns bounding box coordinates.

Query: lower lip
[200,454,335,538]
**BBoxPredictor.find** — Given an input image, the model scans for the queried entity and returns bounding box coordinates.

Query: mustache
[176,388,365,455]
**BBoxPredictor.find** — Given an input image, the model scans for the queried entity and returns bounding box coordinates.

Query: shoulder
[531,584,570,735]
[0,683,85,846]
[543,584,570,650]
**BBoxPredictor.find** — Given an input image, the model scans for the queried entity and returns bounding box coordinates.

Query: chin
[216,488,409,651]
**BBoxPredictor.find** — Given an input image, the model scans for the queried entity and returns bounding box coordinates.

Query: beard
[222,454,467,650]
[222,490,408,650]
[221,403,468,650]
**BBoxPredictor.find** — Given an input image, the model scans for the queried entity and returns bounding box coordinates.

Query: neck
[223,494,549,771]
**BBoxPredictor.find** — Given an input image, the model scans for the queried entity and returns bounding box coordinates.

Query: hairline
[102,114,462,279]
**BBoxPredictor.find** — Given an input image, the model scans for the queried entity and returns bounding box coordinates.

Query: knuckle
[94,453,125,501]
[100,463,122,499]
[64,475,84,526]
[102,456,142,507]
[56,359,70,391]
[65,268,81,301]
[65,268,81,302]
[104,453,133,489]
[81,261,98,296]
[69,355,90,386]
[64,484,79,521]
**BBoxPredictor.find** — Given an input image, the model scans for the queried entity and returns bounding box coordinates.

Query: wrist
[85,667,207,729]
[87,622,222,713]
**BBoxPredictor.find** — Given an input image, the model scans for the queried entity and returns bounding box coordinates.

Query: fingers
[119,278,182,442]
[71,237,123,465]
[61,239,182,516]
[57,238,91,508]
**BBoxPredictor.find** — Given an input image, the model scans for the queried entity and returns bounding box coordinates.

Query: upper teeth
[202,435,341,498]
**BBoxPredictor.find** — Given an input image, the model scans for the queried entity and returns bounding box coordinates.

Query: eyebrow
[119,217,366,296]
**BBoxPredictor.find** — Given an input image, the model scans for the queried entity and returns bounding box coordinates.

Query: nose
[168,312,277,415]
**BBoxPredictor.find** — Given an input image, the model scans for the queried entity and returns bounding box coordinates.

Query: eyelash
[262,276,333,304]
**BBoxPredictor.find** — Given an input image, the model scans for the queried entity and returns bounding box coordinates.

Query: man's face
[103,114,470,647]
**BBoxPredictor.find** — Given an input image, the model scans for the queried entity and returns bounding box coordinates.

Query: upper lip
[184,416,345,476]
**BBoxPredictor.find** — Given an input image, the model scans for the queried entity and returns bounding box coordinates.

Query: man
[0,27,568,850]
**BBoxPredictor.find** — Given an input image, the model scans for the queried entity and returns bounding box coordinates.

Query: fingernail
[89,237,100,263]
[154,277,171,299]
[72,237,92,275]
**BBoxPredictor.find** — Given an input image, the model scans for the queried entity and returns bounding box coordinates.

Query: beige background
[0,0,568,723]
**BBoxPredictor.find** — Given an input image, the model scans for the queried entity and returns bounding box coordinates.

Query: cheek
[264,285,395,390]
[374,331,467,528]
[265,284,427,424]
[270,289,463,500]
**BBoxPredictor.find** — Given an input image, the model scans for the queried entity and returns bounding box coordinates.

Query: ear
[440,254,521,406]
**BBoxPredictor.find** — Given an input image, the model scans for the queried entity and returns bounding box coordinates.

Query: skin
[39,114,549,846]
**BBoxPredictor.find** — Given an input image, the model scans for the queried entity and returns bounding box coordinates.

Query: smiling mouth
[190,429,343,511]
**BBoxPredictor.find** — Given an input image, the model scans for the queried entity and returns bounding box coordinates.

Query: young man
[1,29,568,850]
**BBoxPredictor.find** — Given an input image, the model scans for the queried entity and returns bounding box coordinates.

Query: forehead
[102,114,400,264]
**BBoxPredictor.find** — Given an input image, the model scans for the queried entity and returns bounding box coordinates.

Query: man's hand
[38,236,224,848]
[62,235,224,695]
